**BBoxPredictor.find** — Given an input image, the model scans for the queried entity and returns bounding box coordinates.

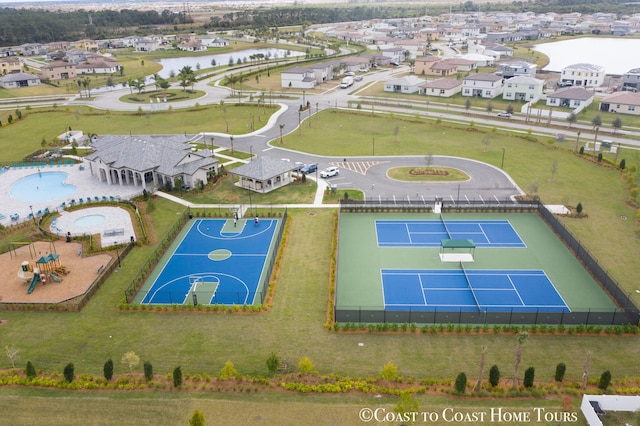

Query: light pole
[501,148,506,169]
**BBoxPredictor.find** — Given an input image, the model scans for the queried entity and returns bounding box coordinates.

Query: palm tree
[126,77,134,95]
[151,73,161,91]
[513,332,528,389]
[133,77,145,95]
[279,124,285,144]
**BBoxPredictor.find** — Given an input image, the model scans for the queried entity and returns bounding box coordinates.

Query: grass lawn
[118,89,206,104]
[0,104,278,164]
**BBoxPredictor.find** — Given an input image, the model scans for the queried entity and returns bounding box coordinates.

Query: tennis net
[460,261,481,311]
[440,214,452,238]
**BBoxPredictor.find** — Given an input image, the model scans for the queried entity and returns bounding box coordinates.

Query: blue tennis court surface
[142,218,278,305]
[382,269,569,312]
[375,220,524,247]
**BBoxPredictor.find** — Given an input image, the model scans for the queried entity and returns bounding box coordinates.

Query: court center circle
[208,249,231,261]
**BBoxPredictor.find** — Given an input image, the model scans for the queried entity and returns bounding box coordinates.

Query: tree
[486,101,493,114]
[133,77,146,95]
[550,159,558,181]
[25,361,36,379]
[620,159,626,170]
[591,113,602,128]
[612,116,623,134]
[576,202,583,216]
[151,73,161,91]
[598,370,612,391]
[266,351,280,375]
[505,104,514,115]
[121,351,140,374]
[173,366,182,387]
[566,112,577,127]
[464,98,471,112]
[523,367,535,388]
[582,351,591,390]
[298,357,317,374]
[229,135,234,154]
[15,109,22,120]
[481,136,490,152]
[279,124,285,144]
[5,345,19,368]
[513,332,528,388]
[554,362,566,383]
[394,392,419,419]
[220,360,239,379]
[380,361,398,381]
[158,78,170,96]
[144,361,153,381]
[489,365,500,387]
[210,58,217,67]
[189,410,205,426]
[126,77,134,94]
[63,363,75,383]
[473,346,487,392]
[455,372,467,394]
[103,359,114,381]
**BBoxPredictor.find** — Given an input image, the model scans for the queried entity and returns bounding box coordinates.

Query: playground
[0,241,112,304]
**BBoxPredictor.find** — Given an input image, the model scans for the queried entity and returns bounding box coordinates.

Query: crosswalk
[328,160,389,176]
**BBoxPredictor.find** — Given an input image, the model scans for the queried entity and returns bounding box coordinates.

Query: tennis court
[382,268,569,312]
[375,219,525,247]
[138,218,280,305]
[336,212,618,323]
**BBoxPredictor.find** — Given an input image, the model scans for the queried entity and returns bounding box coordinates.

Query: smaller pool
[74,214,106,227]
[10,171,77,203]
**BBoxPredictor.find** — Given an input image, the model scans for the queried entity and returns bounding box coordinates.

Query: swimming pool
[74,214,106,227]
[10,172,77,203]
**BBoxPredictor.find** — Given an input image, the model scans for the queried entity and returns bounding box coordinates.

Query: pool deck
[0,163,141,228]
[51,207,136,247]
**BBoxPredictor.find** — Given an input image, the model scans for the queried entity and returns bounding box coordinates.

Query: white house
[281,67,317,89]
[199,36,229,47]
[546,87,594,109]
[421,78,462,97]
[0,72,41,89]
[76,61,120,75]
[384,76,425,94]
[134,38,160,52]
[599,91,640,116]
[502,75,544,101]
[462,73,504,98]
[497,60,537,78]
[560,63,605,88]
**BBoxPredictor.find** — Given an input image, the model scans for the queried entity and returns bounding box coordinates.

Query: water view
[533,38,640,75]
[156,47,305,78]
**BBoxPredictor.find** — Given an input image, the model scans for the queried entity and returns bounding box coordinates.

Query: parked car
[355,76,363,82]
[497,112,512,118]
[320,166,339,178]
[344,71,355,77]
[300,163,318,174]
[389,61,400,67]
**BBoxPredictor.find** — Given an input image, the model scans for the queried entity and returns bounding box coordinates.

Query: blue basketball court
[375,219,525,247]
[381,268,569,312]
[141,218,279,305]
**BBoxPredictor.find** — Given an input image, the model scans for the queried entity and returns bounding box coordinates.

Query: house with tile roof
[0,72,40,89]
[599,92,640,116]
[560,63,605,88]
[384,75,425,94]
[546,87,595,109]
[420,78,462,97]
[84,135,218,191]
[462,73,504,98]
[502,75,544,101]
[230,157,300,193]
[621,68,640,91]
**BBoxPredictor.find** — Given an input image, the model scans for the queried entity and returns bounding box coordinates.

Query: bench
[103,228,125,237]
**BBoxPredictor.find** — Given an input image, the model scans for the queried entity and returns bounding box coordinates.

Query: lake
[156,48,305,78]
[533,38,639,75]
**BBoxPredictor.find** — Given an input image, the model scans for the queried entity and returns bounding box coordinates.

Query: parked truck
[340,76,354,89]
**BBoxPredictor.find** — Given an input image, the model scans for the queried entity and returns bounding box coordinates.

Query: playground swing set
[13,241,68,294]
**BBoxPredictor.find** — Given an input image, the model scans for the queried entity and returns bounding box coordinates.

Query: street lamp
[501,148,506,169]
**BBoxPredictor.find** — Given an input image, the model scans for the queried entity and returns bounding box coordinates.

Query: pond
[533,38,640,75]
[156,47,305,78]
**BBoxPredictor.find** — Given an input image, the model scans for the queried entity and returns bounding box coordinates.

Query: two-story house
[462,73,504,98]
[502,76,544,101]
[38,62,77,80]
[560,63,605,88]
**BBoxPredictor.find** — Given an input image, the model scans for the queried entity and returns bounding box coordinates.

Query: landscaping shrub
[173,366,182,388]
[144,361,153,381]
[63,363,75,383]
[598,370,611,391]
[25,361,36,380]
[455,372,467,394]
[555,363,566,383]
[523,367,535,388]
[266,352,280,375]
[489,365,500,387]
[103,359,113,381]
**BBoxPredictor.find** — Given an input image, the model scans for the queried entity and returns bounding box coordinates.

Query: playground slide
[49,271,63,283]
[27,273,40,294]
[17,269,33,283]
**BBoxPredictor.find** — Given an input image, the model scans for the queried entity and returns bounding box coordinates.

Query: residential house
[0,72,41,89]
[496,60,537,78]
[381,47,406,63]
[421,78,462,97]
[502,76,544,101]
[599,92,640,115]
[178,41,207,52]
[73,39,99,52]
[384,76,425,94]
[0,57,21,75]
[546,87,594,109]
[621,68,640,90]
[462,73,504,98]
[339,56,370,73]
[134,38,160,52]
[38,62,77,80]
[199,36,229,47]
[85,134,219,191]
[414,56,441,76]
[560,63,605,87]
[46,41,71,52]
[76,61,120,75]
[66,50,91,64]
[17,43,46,56]
[281,66,318,89]
[455,53,495,67]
